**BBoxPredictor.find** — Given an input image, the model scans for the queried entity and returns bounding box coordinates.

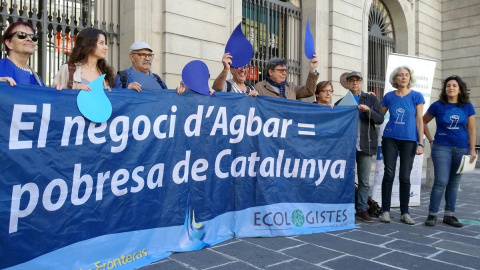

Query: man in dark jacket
[336,71,384,222]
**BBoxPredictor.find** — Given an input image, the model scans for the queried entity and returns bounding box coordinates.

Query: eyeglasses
[274,68,288,73]
[132,53,155,59]
[319,89,334,94]
[11,31,38,42]
[348,79,362,83]
[396,73,410,78]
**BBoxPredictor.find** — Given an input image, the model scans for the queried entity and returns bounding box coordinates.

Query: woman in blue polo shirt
[423,75,476,227]
[379,66,425,225]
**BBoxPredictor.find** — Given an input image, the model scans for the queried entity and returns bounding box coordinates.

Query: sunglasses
[11,31,38,42]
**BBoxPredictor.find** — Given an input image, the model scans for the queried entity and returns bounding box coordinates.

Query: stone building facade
[116,0,479,143]
[1,0,478,139]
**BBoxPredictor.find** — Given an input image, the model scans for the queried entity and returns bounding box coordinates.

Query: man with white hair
[115,41,167,91]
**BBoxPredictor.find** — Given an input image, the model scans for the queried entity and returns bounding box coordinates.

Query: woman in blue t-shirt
[423,75,476,228]
[379,66,425,225]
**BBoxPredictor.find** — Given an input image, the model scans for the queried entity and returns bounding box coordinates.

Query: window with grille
[0,0,120,85]
[242,0,301,85]
[368,0,395,98]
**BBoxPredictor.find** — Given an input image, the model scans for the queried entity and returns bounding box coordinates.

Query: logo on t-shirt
[449,115,460,129]
[395,108,405,124]
[443,107,465,130]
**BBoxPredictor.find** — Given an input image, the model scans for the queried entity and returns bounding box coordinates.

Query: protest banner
[372,53,436,207]
[0,83,358,270]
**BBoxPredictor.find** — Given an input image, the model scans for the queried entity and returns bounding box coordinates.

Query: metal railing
[368,35,394,97]
[367,0,395,98]
[242,0,301,86]
[0,0,120,86]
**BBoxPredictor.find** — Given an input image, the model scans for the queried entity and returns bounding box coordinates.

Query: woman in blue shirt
[379,66,425,225]
[0,21,44,86]
[423,75,476,227]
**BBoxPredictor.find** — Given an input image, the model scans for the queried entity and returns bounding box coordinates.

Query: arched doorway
[368,0,395,98]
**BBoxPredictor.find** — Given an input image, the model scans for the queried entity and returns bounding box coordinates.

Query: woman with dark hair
[0,21,44,86]
[423,75,476,227]
[315,81,334,108]
[379,65,425,225]
[53,27,115,90]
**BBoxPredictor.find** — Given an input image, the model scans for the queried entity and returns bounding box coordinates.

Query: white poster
[371,53,436,207]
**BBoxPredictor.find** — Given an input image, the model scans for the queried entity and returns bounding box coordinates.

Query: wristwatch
[418,143,424,148]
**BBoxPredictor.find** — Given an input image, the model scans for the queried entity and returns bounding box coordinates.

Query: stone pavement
[139,170,480,270]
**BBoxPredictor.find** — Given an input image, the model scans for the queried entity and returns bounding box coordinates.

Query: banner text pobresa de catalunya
[0,83,358,270]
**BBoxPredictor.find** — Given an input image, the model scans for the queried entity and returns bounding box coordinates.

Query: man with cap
[335,71,384,222]
[115,41,168,92]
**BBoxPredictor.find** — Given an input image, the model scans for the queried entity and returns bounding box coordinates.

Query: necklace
[8,57,32,74]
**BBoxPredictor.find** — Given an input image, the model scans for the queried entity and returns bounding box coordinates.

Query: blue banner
[0,82,358,270]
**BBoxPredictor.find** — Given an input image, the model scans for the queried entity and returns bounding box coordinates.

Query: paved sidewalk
[140,170,480,270]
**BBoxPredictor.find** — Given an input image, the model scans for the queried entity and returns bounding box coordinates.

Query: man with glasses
[254,55,319,100]
[115,41,167,92]
[336,71,384,222]
[212,53,258,96]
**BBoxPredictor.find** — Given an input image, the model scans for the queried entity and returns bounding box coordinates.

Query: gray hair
[389,65,416,89]
[266,57,287,76]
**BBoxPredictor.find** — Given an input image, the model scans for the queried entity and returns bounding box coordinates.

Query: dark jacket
[336,91,384,155]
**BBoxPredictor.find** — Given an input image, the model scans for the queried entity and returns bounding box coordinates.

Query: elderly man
[254,54,318,99]
[115,41,167,91]
[212,53,258,96]
[336,71,384,222]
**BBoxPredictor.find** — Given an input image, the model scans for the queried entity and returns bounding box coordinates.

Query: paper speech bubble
[304,18,315,59]
[77,74,113,123]
[182,60,211,96]
[337,91,359,106]
[225,23,254,68]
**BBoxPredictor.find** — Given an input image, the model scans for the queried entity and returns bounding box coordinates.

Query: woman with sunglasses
[53,27,115,91]
[0,21,44,86]
[314,81,334,108]
[423,75,476,227]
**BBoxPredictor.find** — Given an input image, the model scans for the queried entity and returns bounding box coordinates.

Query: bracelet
[418,143,424,148]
